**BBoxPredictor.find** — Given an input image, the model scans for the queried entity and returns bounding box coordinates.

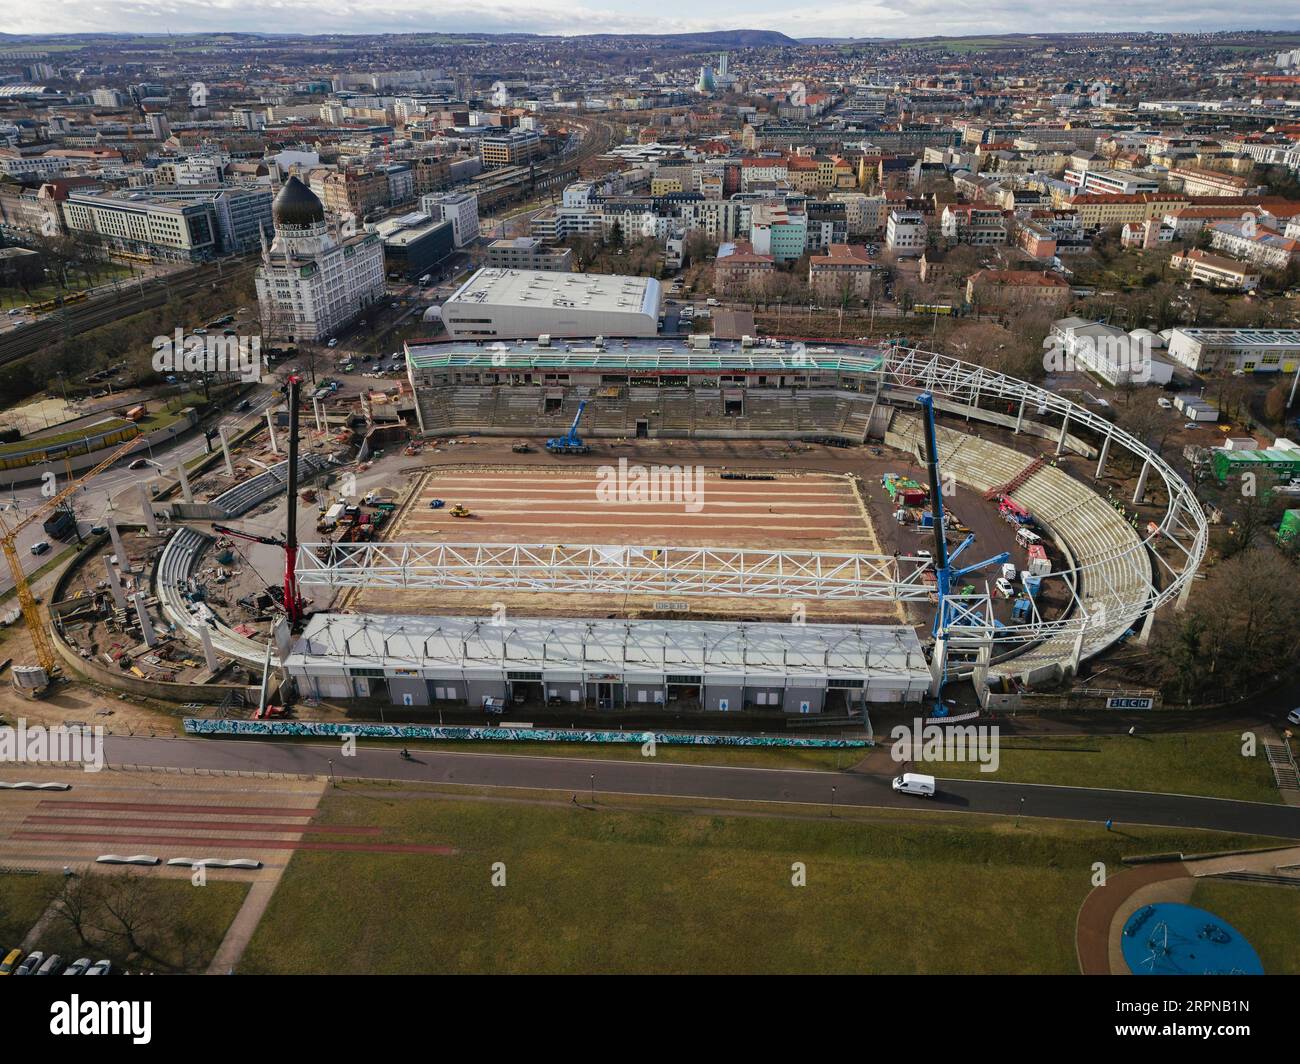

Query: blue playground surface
[1121,902,1263,975]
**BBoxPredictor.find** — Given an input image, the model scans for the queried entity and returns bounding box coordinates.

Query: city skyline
[8,2,1300,40]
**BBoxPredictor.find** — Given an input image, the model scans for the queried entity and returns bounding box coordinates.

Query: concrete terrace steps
[209,454,331,518]
[887,411,1152,682]
[155,527,275,668]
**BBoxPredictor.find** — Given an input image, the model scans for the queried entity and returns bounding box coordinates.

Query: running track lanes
[87,736,1300,840]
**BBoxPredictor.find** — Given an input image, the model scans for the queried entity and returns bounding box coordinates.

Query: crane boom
[0,432,144,678]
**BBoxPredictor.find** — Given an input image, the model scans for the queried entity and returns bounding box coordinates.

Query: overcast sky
[9,1,1300,41]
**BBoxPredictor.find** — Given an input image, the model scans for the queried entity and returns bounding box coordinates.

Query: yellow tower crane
[0,434,146,683]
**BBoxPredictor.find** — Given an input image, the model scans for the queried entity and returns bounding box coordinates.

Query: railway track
[0,259,258,366]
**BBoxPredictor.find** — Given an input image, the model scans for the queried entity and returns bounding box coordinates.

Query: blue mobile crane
[916,392,1011,699]
[546,400,590,455]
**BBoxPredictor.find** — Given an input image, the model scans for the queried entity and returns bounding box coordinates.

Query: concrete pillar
[104,558,127,609]
[198,625,220,673]
[218,425,234,476]
[266,410,279,454]
[1014,394,1026,434]
[1055,409,1070,456]
[1132,458,1151,506]
[136,482,157,534]
[313,398,325,433]
[928,635,948,698]
[1069,626,1085,676]
[1135,606,1157,647]
[1094,434,1111,480]
[1176,562,1197,611]
[273,617,293,663]
[107,518,129,570]
[176,461,193,504]
[133,592,157,648]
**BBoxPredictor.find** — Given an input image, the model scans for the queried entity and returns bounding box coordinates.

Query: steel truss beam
[296,542,936,601]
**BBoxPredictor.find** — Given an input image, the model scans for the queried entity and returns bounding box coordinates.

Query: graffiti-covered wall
[183,718,871,749]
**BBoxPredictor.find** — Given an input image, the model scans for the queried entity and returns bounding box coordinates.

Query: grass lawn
[386,738,865,771]
[1,871,247,974]
[0,873,55,949]
[928,732,1279,803]
[1189,880,1300,975]
[239,788,1275,975]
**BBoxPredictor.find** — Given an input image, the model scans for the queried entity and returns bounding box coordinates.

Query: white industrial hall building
[284,613,931,712]
[437,267,662,340]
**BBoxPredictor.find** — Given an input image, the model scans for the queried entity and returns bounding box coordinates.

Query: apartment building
[808,244,878,301]
[714,240,776,296]
[749,202,807,262]
[1170,165,1254,198]
[886,209,928,256]
[940,204,1007,245]
[1170,248,1261,291]
[965,269,1071,310]
[829,192,888,236]
[1207,219,1299,271]
[321,169,391,218]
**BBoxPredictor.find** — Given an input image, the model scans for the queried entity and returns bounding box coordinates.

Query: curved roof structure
[272,175,325,228]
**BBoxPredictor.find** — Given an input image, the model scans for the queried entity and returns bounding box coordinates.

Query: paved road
[100,736,1300,839]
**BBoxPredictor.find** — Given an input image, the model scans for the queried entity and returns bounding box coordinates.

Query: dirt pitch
[348,466,903,623]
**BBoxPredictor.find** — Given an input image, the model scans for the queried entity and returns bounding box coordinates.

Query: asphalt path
[97,736,1300,839]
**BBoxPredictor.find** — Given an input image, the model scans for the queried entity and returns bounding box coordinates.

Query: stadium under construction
[79,333,1206,725]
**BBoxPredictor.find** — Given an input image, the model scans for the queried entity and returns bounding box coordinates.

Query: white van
[892,772,936,798]
[1015,527,1042,549]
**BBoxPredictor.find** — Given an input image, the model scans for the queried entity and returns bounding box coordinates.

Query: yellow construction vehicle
[450,504,472,518]
[0,434,142,696]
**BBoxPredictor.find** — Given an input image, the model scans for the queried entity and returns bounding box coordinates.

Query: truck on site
[317,502,346,532]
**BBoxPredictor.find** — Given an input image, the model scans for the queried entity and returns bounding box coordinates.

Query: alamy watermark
[152,329,263,383]
[596,457,705,513]
[0,718,104,773]
[1042,331,1153,383]
[889,716,1000,773]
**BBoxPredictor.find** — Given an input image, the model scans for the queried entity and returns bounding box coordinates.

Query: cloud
[9,0,1300,38]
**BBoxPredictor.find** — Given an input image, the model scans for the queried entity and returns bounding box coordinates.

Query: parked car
[0,948,22,975]
[1156,397,1172,409]
[236,399,251,411]
[128,458,149,470]
[995,577,1016,599]
[14,951,43,976]
[36,954,63,975]
[84,959,112,976]
[327,338,338,348]
[62,957,92,976]
[30,540,50,556]
[90,525,108,536]
[1286,708,1300,726]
